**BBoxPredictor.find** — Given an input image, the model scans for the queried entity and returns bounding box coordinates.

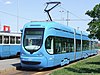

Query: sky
[0,0,100,33]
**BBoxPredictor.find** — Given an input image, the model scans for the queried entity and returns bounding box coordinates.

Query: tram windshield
[23,28,44,53]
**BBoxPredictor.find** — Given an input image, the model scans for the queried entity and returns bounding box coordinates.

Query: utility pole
[0,19,1,31]
[67,11,69,26]
[17,0,19,33]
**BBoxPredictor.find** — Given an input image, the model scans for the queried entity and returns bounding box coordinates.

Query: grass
[50,55,100,75]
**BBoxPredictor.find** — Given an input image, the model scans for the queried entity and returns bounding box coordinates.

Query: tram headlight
[21,53,24,56]
[21,52,25,56]
[21,52,23,55]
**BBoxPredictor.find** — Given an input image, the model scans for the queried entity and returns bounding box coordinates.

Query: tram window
[83,40,89,51]
[54,37,62,54]
[4,36,9,44]
[91,41,95,50]
[67,39,74,52]
[91,41,98,49]
[76,40,81,52]
[70,44,74,52]
[93,41,98,49]
[16,37,20,44]
[46,36,75,54]
[67,43,70,52]
[70,39,74,52]
[53,37,74,54]
[45,37,54,54]
[10,36,15,44]
[61,38,67,53]
[0,36,2,44]
[45,37,52,49]
[87,41,89,50]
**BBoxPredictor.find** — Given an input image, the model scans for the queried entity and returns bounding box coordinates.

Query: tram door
[46,37,54,54]
[46,37,54,66]
[54,37,62,66]
[46,37,62,66]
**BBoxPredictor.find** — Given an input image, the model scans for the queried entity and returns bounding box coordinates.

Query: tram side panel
[0,45,2,57]
[10,45,20,56]
[2,45,10,57]
[45,28,75,67]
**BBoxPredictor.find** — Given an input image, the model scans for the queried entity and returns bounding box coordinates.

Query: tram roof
[0,31,21,36]
[24,21,89,36]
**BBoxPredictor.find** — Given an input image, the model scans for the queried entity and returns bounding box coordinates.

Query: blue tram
[20,21,98,69]
[0,32,21,58]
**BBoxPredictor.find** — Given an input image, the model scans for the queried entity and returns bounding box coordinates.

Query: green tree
[85,3,100,40]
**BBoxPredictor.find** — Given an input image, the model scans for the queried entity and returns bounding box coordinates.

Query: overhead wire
[0,10,32,21]
[0,1,92,22]
[56,5,92,21]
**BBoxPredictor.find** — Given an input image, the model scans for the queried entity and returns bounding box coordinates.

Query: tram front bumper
[20,56,47,68]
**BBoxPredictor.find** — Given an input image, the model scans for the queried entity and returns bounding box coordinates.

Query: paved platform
[0,58,20,74]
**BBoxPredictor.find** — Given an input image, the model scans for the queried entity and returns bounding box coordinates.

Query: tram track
[0,55,19,60]
[3,67,54,75]
[8,65,59,75]
[1,61,62,75]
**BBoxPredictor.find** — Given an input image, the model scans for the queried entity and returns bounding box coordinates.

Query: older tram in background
[0,31,21,58]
